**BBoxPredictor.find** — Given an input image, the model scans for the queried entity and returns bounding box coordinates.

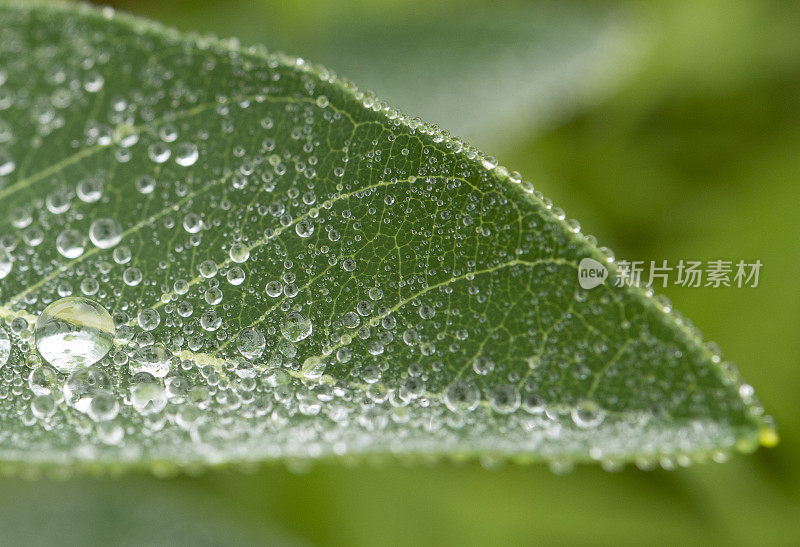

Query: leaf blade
[0,0,773,472]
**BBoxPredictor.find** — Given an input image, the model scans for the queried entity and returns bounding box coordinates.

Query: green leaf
[0,0,773,473]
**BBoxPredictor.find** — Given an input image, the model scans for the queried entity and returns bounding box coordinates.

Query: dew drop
[418,304,435,319]
[113,245,132,264]
[135,175,156,194]
[200,310,222,331]
[77,177,103,202]
[83,71,104,92]
[130,343,171,377]
[29,365,57,395]
[137,308,161,331]
[444,379,480,413]
[198,260,217,278]
[88,389,119,421]
[0,149,14,176]
[204,287,222,305]
[89,217,122,249]
[472,355,494,376]
[34,297,114,373]
[0,247,12,279]
[490,384,520,414]
[56,229,86,258]
[302,356,326,379]
[0,326,9,366]
[175,142,199,166]
[123,266,142,286]
[229,243,250,263]
[571,400,605,428]
[295,219,314,238]
[11,206,31,228]
[148,142,170,163]
[130,372,167,414]
[31,394,57,419]
[342,311,360,329]
[280,311,312,342]
[227,266,245,285]
[63,366,111,412]
[237,327,265,359]
[183,213,203,233]
[46,189,71,214]
[265,281,283,297]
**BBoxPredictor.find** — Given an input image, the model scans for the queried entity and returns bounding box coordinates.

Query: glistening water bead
[280,311,313,342]
[0,326,9,366]
[0,247,12,280]
[34,297,115,373]
[89,217,122,249]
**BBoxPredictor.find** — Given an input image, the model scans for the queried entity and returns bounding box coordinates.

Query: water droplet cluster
[0,3,768,470]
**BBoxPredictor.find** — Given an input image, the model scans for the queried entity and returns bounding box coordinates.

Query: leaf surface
[0,1,773,472]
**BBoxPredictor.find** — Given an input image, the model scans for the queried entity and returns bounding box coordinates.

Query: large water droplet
[34,297,114,373]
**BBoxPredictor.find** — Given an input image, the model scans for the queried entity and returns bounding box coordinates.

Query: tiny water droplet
[200,310,222,331]
[29,365,57,395]
[183,213,203,234]
[265,281,283,297]
[148,142,170,163]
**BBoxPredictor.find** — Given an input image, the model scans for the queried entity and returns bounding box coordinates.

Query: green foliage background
[2,0,797,544]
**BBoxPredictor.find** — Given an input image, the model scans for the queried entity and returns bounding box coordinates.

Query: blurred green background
[6,0,798,544]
